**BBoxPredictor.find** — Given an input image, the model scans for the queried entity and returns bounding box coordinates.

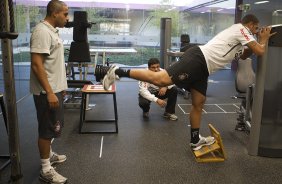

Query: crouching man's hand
[156,99,167,108]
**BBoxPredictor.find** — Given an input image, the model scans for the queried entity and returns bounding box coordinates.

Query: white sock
[49,147,54,158]
[50,139,55,158]
[41,158,51,173]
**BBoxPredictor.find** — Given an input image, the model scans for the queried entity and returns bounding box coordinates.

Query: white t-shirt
[139,68,175,102]
[30,21,68,95]
[199,23,256,74]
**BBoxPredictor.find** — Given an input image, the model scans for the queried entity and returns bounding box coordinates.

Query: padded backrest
[181,34,190,43]
[235,58,255,93]
[68,41,91,63]
[180,43,198,52]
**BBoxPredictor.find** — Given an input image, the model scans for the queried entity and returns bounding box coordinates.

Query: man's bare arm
[246,26,276,56]
[31,53,59,108]
[240,47,253,60]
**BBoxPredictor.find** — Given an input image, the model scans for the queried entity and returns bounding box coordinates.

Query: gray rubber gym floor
[1,69,282,184]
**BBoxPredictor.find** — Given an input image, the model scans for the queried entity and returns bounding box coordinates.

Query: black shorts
[166,46,209,96]
[33,92,64,139]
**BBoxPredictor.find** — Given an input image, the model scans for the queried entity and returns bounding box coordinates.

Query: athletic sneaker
[39,167,67,184]
[103,65,119,90]
[50,152,67,165]
[163,112,178,121]
[190,135,215,151]
[143,112,149,119]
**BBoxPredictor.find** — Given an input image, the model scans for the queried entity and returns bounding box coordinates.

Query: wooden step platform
[191,124,226,163]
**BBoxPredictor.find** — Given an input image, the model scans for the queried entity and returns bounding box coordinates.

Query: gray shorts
[166,46,209,96]
[33,92,64,139]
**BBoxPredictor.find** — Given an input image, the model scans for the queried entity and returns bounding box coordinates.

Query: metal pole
[160,18,171,69]
[234,0,243,23]
[0,0,23,182]
[247,44,268,156]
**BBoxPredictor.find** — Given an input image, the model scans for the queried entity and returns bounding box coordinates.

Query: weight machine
[233,58,255,133]
[248,25,282,157]
[64,11,94,108]
[0,0,23,182]
[0,94,10,171]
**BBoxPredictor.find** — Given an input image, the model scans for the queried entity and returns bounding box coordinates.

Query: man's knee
[192,97,206,111]
[139,98,150,107]
[152,71,172,87]
[193,103,204,112]
[170,86,178,95]
[166,86,178,100]
[195,98,206,110]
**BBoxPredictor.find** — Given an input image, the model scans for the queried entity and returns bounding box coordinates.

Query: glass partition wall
[0,0,237,100]
[241,0,282,25]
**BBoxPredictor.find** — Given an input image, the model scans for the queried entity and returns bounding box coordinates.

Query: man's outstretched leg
[102,65,215,151]
[189,89,215,150]
[102,65,173,90]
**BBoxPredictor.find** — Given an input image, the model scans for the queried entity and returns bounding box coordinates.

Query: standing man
[139,58,178,120]
[102,14,275,151]
[30,0,69,183]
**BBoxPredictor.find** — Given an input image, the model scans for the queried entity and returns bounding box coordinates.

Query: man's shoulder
[32,22,51,34]
[33,22,45,30]
[212,24,245,41]
[229,23,243,29]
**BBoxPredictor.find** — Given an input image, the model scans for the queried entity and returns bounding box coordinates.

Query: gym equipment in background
[0,0,23,182]
[248,25,282,157]
[65,11,92,80]
[64,11,94,109]
[0,94,10,171]
[233,58,255,133]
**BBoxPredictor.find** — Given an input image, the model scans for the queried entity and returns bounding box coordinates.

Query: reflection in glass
[272,10,282,25]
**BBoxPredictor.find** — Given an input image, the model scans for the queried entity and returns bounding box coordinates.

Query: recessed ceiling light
[254,1,269,5]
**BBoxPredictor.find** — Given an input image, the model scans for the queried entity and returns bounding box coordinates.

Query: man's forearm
[240,47,253,60]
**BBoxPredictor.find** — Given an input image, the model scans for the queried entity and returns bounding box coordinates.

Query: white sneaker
[50,152,67,165]
[39,167,67,184]
[190,135,215,151]
[163,112,178,121]
[102,65,119,90]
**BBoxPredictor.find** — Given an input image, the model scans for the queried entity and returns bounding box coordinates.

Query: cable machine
[248,25,282,157]
[0,0,23,183]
